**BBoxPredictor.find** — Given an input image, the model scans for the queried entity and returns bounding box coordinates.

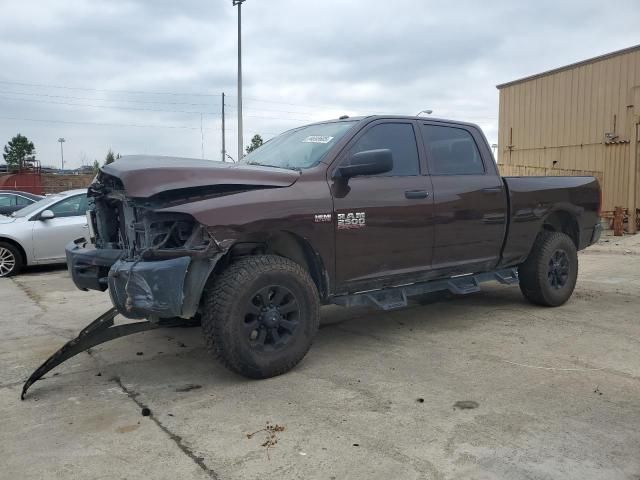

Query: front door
[332,121,434,292]
[419,122,507,274]
[32,194,88,262]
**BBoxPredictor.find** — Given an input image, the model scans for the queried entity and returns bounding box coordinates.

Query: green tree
[92,159,101,173]
[245,134,264,154]
[3,133,35,169]
[104,149,116,165]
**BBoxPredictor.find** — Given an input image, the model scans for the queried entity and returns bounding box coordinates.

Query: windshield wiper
[244,161,299,171]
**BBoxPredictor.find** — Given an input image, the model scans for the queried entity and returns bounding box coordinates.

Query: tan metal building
[497,44,640,232]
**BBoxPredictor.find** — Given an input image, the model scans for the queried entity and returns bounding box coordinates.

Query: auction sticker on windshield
[303,135,334,144]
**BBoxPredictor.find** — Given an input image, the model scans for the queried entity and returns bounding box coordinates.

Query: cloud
[0,0,638,167]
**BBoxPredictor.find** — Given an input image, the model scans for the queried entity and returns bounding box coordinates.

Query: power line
[0,79,497,124]
[226,93,332,110]
[0,90,316,118]
[225,104,314,117]
[244,114,312,122]
[0,89,219,107]
[0,80,329,111]
[0,115,289,135]
[0,94,220,115]
[0,79,220,97]
[0,115,202,130]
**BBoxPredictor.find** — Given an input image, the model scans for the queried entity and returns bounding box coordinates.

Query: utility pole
[233,0,246,162]
[57,137,65,171]
[221,92,226,162]
[200,113,204,159]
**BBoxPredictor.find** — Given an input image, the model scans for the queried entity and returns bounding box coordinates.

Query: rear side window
[16,195,32,206]
[421,125,484,175]
[349,123,420,176]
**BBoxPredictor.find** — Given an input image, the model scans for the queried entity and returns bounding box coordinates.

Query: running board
[21,309,186,400]
[332,268,519,311]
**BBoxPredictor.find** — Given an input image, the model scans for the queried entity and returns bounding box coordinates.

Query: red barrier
[0,173,43,194]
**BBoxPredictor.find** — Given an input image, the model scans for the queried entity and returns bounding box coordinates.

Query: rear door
[332,120,434,291]
[32,194,89,262]
[419,122,507,274]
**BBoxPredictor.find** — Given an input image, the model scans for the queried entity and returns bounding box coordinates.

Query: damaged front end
[67,171,223,320]
[23,174,228,399]
[24,158,303,399]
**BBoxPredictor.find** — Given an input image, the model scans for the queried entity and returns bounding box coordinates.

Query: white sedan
[0,189,89,277]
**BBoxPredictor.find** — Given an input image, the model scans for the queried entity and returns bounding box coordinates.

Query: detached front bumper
[66,239,220,320]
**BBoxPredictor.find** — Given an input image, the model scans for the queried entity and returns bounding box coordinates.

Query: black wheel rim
[547,249,570,289]
[244,285,300,351]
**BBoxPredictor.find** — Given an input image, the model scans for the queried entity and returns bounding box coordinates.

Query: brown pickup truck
[22,115,602,397]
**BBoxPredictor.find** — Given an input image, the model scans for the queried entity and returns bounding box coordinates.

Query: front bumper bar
[108,256,191,319]
[66,240,220,320]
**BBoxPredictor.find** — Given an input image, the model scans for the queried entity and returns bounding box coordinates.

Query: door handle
[405,190,429,199]
[482,187,502,194]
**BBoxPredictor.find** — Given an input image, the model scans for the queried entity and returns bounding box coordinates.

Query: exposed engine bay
[88,172,218,261]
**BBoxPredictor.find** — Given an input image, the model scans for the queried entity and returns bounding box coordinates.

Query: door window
[16,195,32,206]
[421,125,485,175]
[49,195,86,218]
[349,123,420,176]
[0,194,15,206]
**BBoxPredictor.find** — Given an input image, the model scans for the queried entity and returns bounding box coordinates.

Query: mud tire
[201,255,319,379]
[519,231,578,307]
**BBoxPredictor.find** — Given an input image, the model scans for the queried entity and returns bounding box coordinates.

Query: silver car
[0,189,89,277]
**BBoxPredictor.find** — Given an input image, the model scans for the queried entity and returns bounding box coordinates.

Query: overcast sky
[0,0,639,169]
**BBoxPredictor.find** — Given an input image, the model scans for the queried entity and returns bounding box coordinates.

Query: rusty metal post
[628,88,639,234]
[613,206,624,236]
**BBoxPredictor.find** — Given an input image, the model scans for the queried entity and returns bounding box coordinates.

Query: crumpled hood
[101,155,301,198]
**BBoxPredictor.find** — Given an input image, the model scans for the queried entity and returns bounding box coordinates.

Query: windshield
[11,194,65,218]
[239,121,357,170]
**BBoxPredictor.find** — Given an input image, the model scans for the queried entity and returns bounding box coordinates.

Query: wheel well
[215,231,329,300]
[0,237,27,264]
[542,211,579,248]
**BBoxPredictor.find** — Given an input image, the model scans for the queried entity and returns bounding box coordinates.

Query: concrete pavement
[1,234,639,479]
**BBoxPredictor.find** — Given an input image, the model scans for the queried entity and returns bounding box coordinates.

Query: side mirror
[39,209,55,220]
[334,149,393,179]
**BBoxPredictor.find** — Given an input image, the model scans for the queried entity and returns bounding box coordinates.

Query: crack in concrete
[112,376,219,480]
[10,277,47,311]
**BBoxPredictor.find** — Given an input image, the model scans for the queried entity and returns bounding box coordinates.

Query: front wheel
[201,255,320,379]
[0,242,23,277]
[518,231,578,307]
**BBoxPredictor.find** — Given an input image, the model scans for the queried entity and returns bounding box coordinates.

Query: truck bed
[500,176,601,267]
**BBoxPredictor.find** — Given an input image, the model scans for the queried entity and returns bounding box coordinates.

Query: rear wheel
[518,231,578,306]
[0,242,23,277]
[201,255,319,379]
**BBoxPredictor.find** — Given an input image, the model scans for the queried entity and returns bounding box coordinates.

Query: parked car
[67,115,600,380]
[0,189,89,277]
[0,190,43,216]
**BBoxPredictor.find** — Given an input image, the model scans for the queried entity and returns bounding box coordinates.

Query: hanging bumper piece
[21,308,185,400]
